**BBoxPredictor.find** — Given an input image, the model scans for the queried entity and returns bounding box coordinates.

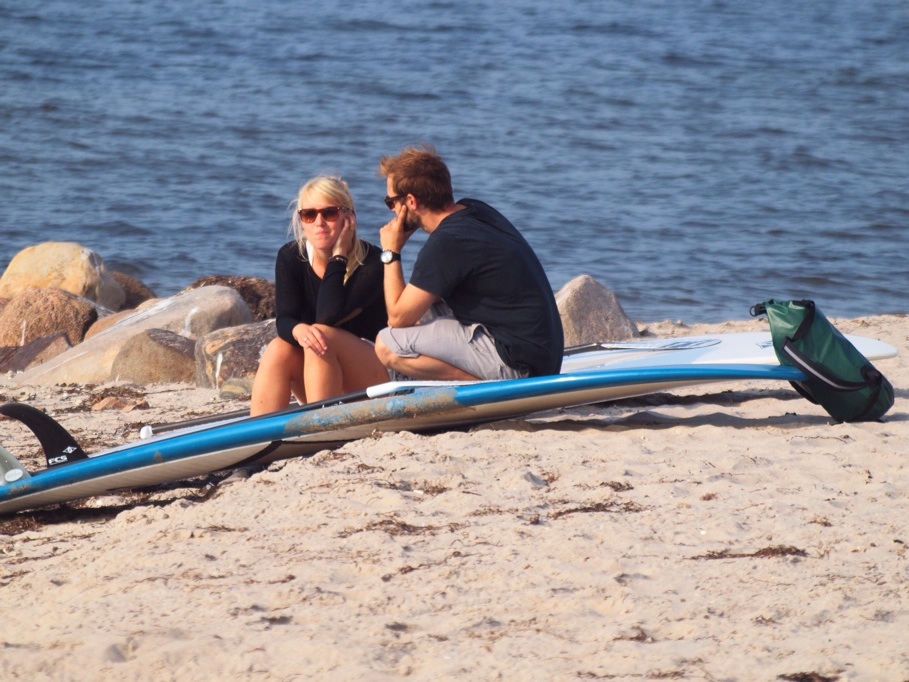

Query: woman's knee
[259,337,303,368]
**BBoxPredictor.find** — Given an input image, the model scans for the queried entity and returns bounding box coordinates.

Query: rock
[111,271,156,309]
[0,332,72,373]
[109,329,197,384]
[555,275,639,347]
[195,319,276,389]
[0,242,126,311]
[0,346,17,372]
[15,285,253,386]
[219,377,255,401]
[91,396,150,412]
[186,275,275,322]
[84,307,144,340]
[0,287,105,347]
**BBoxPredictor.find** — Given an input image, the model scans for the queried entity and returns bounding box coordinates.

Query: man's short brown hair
[378,143,454,211]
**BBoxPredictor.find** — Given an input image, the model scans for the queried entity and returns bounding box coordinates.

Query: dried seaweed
[551,500,645,519]
[690,545,808,560]
[338,517,463,539]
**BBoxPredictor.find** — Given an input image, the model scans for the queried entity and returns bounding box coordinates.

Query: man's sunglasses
[297,206,346,223]
[384,194,406,210]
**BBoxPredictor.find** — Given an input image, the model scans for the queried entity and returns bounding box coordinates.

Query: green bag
[750,299,894,422]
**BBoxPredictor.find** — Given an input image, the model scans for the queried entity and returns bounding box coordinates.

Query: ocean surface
[1,0,907,323]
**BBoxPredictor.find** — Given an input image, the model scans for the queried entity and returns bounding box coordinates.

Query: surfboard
[1,364,810,514]
[0,332,897,515]
[560,331,896,371]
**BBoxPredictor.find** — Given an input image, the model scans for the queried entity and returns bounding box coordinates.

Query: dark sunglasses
[297,206,345,223]
[384,194,407,210]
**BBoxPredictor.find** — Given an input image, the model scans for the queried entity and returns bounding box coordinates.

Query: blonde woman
[250,175,389,415]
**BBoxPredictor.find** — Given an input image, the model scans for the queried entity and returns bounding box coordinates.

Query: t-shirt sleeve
[410,231,469,299]
[274,244,313,346]
[315,247,385,325]
[313,258,352,324]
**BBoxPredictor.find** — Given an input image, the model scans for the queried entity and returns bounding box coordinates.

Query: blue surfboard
[0,364,807,515]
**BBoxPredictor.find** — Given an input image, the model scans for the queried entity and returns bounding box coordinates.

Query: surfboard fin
[0,402,88,468]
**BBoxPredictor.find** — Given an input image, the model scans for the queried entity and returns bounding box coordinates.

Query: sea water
[1,0,906,322]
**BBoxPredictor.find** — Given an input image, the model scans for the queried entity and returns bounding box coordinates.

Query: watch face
[381,250,398,263]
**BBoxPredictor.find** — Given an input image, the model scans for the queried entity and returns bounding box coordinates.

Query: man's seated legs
[375,316,527,382]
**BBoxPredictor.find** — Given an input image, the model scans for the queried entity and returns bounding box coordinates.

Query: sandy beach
[1,314,906,681]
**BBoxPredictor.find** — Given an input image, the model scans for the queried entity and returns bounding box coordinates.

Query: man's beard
[404,213,422,232]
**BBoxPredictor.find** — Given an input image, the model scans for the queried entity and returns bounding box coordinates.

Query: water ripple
[0,0,906,322]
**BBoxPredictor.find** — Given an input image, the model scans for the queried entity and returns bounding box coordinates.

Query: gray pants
[377,304,527,381]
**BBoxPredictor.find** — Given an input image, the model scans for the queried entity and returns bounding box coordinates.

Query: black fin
[0,402,88,467]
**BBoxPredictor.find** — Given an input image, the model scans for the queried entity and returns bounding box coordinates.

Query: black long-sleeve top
[274,240,388,346]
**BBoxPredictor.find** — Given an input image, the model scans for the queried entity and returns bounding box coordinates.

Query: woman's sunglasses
[297,206,346,223]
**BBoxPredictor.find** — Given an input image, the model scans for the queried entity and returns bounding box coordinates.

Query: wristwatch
[380,250,401,264]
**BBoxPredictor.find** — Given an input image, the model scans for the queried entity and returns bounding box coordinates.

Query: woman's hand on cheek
[332,218,355,257]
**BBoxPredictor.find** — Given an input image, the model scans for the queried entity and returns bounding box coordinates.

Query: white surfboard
[560,331,896,372]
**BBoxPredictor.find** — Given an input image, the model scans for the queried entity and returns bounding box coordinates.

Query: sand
[1,314,906,681]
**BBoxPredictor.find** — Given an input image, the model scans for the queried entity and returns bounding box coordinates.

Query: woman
[250,175,390,415]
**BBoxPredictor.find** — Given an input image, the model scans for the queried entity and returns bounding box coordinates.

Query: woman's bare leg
[250,337,305,416]
[303,326,390,403]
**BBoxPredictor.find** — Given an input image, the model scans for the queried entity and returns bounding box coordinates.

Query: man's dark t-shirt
[409,199,563,376]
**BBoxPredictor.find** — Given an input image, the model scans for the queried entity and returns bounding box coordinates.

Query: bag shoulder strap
[780,339,881,392]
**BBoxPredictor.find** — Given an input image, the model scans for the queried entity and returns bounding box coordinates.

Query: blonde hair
[289,175,367,281]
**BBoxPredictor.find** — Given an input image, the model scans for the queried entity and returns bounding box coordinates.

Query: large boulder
[0,242,126,311]
[84,306,144,340]
[556,275,639,347]
[0,332,72,373]
[0,287,106,347]
[110,329,197,384]
[15,285,252,386]
[186,275,275,322]
[195,319,276,390]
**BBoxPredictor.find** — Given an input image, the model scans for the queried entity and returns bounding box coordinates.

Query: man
[375,144,563,381]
